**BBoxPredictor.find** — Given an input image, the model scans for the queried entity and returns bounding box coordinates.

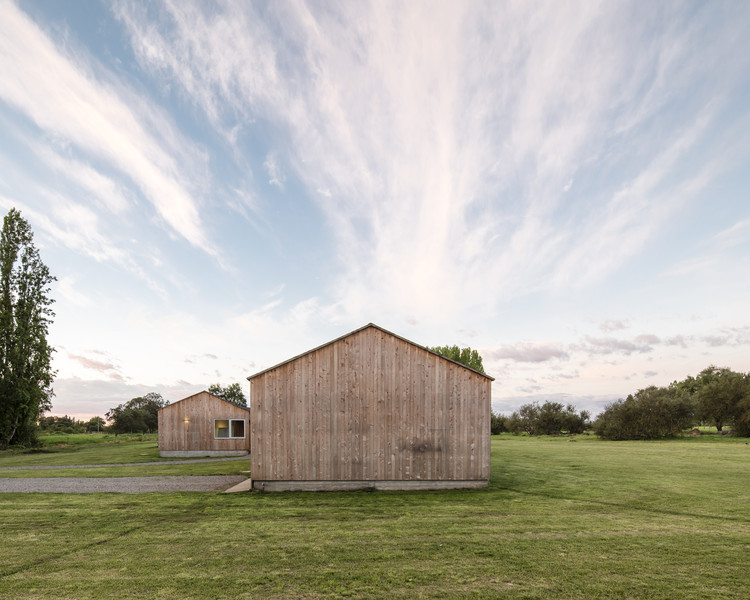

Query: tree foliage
[427,345,485,373]
[38,415,106,434]
[506,401,590,435]
[693,366,749,431]
[734,394,750,437]
[594,386,694,440]
[38,415,86,434]
[208,382,247,407]
[86,416,106,432]
[106,392,168,434]
[490,411,507,434]
[0,208,56,449]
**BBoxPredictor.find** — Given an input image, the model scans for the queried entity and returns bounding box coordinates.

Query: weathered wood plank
[248,324,491,485]
[158,391,250,457]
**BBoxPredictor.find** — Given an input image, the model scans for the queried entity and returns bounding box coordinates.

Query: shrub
[594,386,694,440]
[506,401,590,435]
[490,411,507,434]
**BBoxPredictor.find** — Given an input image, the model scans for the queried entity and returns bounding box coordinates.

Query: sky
[0,0,749,420]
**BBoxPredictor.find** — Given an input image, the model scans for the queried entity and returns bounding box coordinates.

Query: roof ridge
[247,323,493,380]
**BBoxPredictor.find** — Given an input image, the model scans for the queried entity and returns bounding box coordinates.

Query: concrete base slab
[224,478,254,493]
[252,480,488,492]
[159,450,249,458]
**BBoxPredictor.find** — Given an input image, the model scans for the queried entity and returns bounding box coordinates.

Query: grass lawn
[0,432,249,477]
[0,459,250,478]
[0,433,165,467]
[1,434,749,599]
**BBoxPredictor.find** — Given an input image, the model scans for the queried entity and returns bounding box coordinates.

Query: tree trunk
[0,414,19,449]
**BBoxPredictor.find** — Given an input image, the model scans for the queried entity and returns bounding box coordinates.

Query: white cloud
[0,194,126,264]
[31,143,130,215]
[111,0,747,328]
[0,1,218,258]
[68,353,121,376]
[263,152,286,189]
[577,336,654,356]
[3,1,745,419]
[486,343,569,363]
[600,320,629,332]
[715,219,750,249]
[55,276,92,308]
[0,193,168,299]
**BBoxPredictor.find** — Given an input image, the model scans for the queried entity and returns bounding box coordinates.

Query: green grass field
[0,433,249,477]
[1,434,749,599]
[0,433,164,467]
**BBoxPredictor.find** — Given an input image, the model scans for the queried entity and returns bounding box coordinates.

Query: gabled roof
[247,322,494,381]
[158,390,250,412]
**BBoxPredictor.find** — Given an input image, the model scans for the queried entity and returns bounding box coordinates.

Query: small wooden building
[248,323,493,491]
[157,391,250,457]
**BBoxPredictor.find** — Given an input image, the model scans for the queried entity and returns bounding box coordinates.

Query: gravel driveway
[0,475,248,493]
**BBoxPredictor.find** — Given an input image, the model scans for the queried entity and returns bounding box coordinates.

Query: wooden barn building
[157,391,250,457]
[248,323,493,491]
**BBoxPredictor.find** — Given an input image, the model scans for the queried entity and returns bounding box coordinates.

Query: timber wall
[249,326,491,483]
[158,391,250,455]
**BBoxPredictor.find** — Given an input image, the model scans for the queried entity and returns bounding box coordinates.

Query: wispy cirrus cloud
[668,218,750,279]
[68,352,124,381]
[112,0,749,326]
[263,153,286,190]
[0,193,169,299]
[29,142,131,215]
[0,193,127,265]
[68,353,117,373]
[0,0,218,259]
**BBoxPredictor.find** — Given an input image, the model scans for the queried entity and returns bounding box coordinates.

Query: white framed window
[214,419,246,439]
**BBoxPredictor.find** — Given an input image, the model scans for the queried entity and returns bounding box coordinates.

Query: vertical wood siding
[250,326,491,482]
[158,391,250,452]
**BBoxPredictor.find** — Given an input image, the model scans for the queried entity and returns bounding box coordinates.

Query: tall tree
[106,392,168,434]
[0,209,56,449]
[208,382,247,407]
[694,366,746,431]
[427,345,485,373]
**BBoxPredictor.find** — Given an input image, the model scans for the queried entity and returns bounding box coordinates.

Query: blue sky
[1,0,748,419]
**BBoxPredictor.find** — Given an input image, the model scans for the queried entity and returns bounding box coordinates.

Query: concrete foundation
[251,479,488,492]
[159,450,249,458]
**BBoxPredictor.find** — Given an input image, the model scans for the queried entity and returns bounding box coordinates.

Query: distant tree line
[491,365,750,440]
[491,402,590,436]
[31,383,250,438]
[38,415,105,434]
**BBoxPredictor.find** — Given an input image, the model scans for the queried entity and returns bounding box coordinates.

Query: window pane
[230,420,245,438]
[215,420,229,438]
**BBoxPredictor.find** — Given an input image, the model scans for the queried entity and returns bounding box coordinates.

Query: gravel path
[0,475,248,493]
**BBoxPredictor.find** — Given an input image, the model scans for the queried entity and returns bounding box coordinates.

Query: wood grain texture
[250,325,491,483]
[158,391,250,453]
